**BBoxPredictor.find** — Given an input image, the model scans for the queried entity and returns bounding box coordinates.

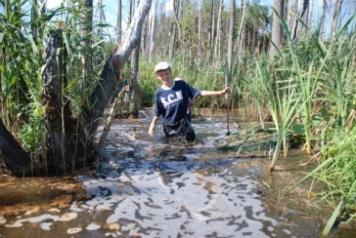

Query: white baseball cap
[154,61,171,73]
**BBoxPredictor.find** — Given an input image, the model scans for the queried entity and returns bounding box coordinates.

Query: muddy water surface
[0,116,355,237]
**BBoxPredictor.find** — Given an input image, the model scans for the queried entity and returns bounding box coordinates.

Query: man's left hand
[220,87,231,96]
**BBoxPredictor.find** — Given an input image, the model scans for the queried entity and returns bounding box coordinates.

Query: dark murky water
[0,116,355,237]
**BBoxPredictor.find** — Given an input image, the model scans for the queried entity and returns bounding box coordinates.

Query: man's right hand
[148,116,159,137]
[148,125,155,137]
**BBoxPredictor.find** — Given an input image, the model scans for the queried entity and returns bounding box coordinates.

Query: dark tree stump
[42,29,80,174]
[0,119,31,175]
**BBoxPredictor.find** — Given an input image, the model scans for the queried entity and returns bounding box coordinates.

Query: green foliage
[318,126,356,207]
[0,0,50,150]
[0,0,110,155]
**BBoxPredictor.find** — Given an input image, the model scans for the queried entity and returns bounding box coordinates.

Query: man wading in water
[148,61,230,142]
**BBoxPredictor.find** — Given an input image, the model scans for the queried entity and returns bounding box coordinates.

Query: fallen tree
[0,0,152,176]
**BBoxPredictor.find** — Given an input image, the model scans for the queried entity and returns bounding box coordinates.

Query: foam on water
[2,118,288,237]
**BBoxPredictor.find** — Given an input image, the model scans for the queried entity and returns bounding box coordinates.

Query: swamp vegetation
[0,0,355,236]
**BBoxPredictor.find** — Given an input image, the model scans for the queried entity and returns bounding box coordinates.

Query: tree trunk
[214,0,223,63]
[238,0,248,57]
[130,46,141,118]
[83,0,93,47]
[291,0,309,40]
[270,0,285,56]
[130,0,142,117]
[320,0,327,36]
[0,118,31,176]
[168,0,179,58]
[148,0,158,62]
[226,0,235,88]
[117,0,122,42]
[210,0,215,60]
[168,20,176,58]
[43,29,81,174]
[332,0,343,38]
[90,0,152,143]
[198,0,203,59]
[288,0,298,31]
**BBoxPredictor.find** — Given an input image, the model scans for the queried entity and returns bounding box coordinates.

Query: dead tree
[226,0,235,88]
[130,0,143,118]
[0,0,152,176]
[148,0,158,62]
[214,0,223,63]
[291,0,309,40]
[117,0,122,42]
[332,0,343,38]
[238,0,248,59]
[42,29,83,174]
[91,0,152,148]
[0,118,31,175]
[270,0,285,56]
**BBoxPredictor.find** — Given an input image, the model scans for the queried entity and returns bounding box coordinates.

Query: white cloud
[46,0,64,9]
[164,0,174,13]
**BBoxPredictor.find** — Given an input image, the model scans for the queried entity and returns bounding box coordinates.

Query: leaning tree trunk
[0,118,31,176]
[90,0,152,148]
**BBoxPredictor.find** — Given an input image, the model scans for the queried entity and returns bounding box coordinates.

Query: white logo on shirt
[160,90,183,108]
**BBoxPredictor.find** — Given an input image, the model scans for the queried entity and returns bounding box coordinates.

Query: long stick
[225,94,231,136]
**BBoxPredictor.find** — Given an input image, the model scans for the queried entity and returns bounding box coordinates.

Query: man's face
[156,69,172,83]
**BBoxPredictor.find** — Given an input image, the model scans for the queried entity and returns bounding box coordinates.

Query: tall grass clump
[245,15,355,227]
[0,0,109,164]
[245,14,355,171]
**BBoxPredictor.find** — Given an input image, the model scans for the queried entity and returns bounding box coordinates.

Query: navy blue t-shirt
[154,79,200,125]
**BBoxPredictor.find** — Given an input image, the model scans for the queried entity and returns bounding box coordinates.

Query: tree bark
[332,0,343,38]
[238,0,248,57]
[168,0,179,58]
[0,118,31,176]
[320,0,327,36]
[291,0,309,40]
[198,0,203,59]
[43,29,80,174]
[130,0,142,117]
[210,0,215,60]
[117,0,122,42]
[148,0,158,62]
[226,0,235,88]
[90,0,152,142]
[270,0,285,56]
[214,0,223,63]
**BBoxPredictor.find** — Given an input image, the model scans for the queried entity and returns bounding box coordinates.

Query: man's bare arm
[200,87,230,97]
[148,116,159,136]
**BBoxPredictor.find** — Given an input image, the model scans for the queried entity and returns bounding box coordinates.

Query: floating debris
[86,222,101,231]
[40,222,52,231]
[105,223,120,230]
[0,216,6,224]
[48,208,61,213]
[67,227,82,234]
[59,212,78,222]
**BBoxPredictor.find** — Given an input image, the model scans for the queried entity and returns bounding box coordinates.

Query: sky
[1,0,355,39]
